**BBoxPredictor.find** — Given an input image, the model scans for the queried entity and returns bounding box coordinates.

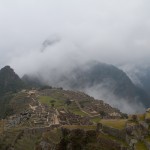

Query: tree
[99,111,107,118]
[65,99,71,106]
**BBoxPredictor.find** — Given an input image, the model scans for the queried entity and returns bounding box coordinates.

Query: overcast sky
[0,0,150,75]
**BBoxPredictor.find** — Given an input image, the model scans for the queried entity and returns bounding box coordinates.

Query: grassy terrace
[62,125,96,131]
[98,133,128,147]
[43,128,62,144]
[0,129,22,148]
[145,112,150,119]
[135,141,147,150]
[137,114,145,121]
[100,119,127,130]
[39,96,64,108]
[90,116,101,123]
[145,135,150,143]
[66,101,88,116]
[15,132,42,150]
[39,96,88,116]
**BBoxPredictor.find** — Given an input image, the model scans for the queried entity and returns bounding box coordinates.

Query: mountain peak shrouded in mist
[0,66,24,95]
[21,61,150,113]
[1,66,13,73]
[0,63,149,114]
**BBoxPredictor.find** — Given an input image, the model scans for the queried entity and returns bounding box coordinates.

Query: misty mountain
[61,62,150,106]
[125,66,150,97]
[22,74,44,88]
[22,61,150,112]
[0,66,24,96]
[0,66,25,118]
[138,67,150,97]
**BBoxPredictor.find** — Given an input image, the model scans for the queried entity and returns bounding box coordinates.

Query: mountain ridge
[21,61,150,110]
[0,65,24,96]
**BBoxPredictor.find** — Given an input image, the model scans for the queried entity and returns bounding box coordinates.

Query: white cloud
[0,0,150,69]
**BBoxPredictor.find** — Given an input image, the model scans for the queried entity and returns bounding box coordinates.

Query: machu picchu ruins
[0,87,150,150]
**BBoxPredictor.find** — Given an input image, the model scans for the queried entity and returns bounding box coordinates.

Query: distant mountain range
[0,61,149,114]
[21,61,150,111]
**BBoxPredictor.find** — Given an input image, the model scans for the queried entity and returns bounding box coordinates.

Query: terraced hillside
[1,88,150,150]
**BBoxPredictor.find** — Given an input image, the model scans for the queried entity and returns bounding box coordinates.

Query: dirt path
[53,114,59,125]
[29,104,37,111]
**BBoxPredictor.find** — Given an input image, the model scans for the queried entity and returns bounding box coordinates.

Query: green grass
[39,96,56,104]
[43,128,62,144]
[138,114,145,121]
[66,101,88,116]
[39,96,88,116]
[145,135,150,142]
[98,133,128,147]
[100,119,127,130]
[0,129,22,149]
[70,109,87,116]
[62,125,96,131]
[145,112,150,119]
[91,117,101,123]
[39,96,64,108]
[15,133,41,150]
[135,141,147,150]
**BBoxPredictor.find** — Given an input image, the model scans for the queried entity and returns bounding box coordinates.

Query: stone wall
[97,123,126,141]
[60,128,128,150]
[97,136,128,150]
[24,124,60,135]
[12,130,24,146]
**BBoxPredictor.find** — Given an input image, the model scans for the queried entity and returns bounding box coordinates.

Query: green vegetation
[39,96,64,108]
[0,129,22,149]
[0,92,31,119]
[90,116,101,123]
[145,112,150,119]
[0,93,14,119]
[100,119,127,130]
[138,114,145,121]
[62,125,96,131]
[145,135,150,142]
[98,133,128,147]
[15,133,41,150]
[43,128,62,144]
[71,110,87,116]
[135,141,147,150]
[79,100,90,108]
[39,96,88,116]
[66,101,87,116]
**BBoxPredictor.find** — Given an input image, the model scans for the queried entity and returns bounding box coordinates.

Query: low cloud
[0,0,150,69]
[84,84,145,114]
[41,35,61,52]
